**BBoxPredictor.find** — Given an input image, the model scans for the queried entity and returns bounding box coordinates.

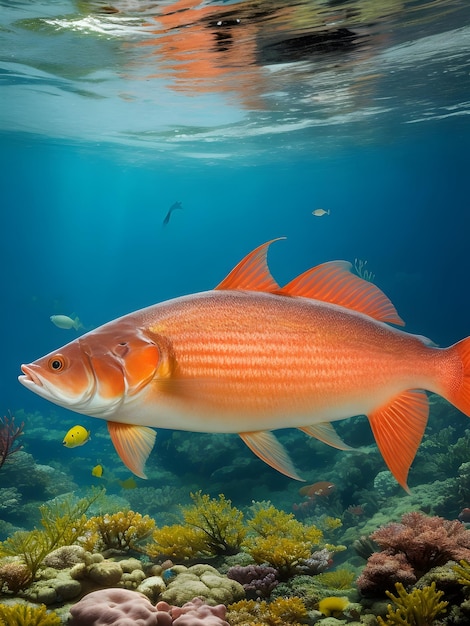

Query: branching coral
[243,505,328,579]
[226,596,308,626]
[182,492,246,556]
[377,581,448,626]
[147,524,210,561]
[0,413,24,471]
[82,510,155,553]
[357,511,470,595]
[0,602,61,625]
[147,492,245,561]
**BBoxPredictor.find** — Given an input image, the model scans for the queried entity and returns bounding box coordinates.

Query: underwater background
[1,0,470,624]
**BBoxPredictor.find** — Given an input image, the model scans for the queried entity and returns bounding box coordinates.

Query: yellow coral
[82,510,155,553]
[318,596,349,616]
[146,524,210,560]
[322,517,343,531]
[453,559,470,586]
[226,597,308,626]
[244,505,323,576]
[0,603,61,625]
[377,581,448,626]
[315,569,355,589]
[182,491,246,556]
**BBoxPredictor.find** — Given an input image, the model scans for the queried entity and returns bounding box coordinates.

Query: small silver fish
[312,208,330,217]
[50,315,82,331]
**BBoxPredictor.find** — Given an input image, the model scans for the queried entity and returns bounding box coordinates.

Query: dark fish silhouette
[163,201,183,225]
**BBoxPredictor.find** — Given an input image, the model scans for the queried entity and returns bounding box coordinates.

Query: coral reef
[357,511,470,595]
[318,595,350,616]
[377,581,448,626]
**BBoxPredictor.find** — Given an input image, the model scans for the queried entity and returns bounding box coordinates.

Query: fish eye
[48,355,66,371]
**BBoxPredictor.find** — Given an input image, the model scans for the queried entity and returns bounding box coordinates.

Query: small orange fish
[299,481,336,499]
[19,239,470,490]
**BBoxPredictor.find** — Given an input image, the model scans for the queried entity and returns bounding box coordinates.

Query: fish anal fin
[239,430,304,481]
[299,422,353,451]
[279,261,404,326]
[107,421,156,479]
[215,239,283,292]
[368,389,429,492]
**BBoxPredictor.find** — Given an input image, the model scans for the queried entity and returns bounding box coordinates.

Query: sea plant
[377,581,448,626]
[82,510,155,553]
[0,602,61,625]
[147,524,215,561]
[0,489,104,582]
[0,413,24,470]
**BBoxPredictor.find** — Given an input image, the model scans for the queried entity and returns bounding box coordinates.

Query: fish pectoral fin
[368,389,429,493]
[107,422,156,479]
[278,260,404,326]
[215,239,283,292]
[239,430,304,481]
[299,423,353,451]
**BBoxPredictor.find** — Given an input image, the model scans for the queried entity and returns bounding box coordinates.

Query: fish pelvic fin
[215,239,283,292]
[368,389,429,492]
[441,337,470,417]
[107,422,156,479]
[278,260,404,326]
[239,430,304,481]
[299,423,353,451]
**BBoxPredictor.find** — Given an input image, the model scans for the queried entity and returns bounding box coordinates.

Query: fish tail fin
[442,336,470,417]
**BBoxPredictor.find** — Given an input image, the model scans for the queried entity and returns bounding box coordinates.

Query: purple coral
[357,511,470,596]
[227,564,279,598]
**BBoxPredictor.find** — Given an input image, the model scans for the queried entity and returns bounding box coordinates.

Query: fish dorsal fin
[215,239,282,292]
[239,430,304,481]
[299,423,353,451]
[107,421,156,479]
[368,389,429,492]
[279,260,404,326]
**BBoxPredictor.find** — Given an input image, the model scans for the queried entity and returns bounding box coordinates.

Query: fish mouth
[19,364,43,388]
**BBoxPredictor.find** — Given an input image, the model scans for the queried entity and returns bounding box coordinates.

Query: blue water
[1,0,470,507]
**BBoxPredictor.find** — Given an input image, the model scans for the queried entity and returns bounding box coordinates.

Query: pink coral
[69,588,172,625]
[158,597,229,625]
[357,511,470,596]
[356,551,417,595]
[69,589,229,625]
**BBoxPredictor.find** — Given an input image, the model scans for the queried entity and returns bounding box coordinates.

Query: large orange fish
[19,240,470,490]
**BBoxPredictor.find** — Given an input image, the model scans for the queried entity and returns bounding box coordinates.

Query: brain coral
[69,588,172,625]
[69,589,230,625]
[160,564,244,606]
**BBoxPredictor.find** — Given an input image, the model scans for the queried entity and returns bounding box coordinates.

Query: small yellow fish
[91,464,103,477]
[63,425,91,448]
[50,315,83,331]
[312,208,330,217]
[118,477,137,489]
